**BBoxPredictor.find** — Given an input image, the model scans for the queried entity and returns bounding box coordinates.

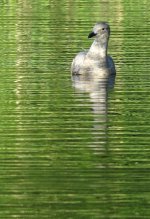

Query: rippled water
[0,0,150,218]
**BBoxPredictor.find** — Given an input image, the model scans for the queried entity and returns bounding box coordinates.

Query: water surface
[0,0,150,218]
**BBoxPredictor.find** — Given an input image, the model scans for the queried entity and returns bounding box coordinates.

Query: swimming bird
[71,22,116,76]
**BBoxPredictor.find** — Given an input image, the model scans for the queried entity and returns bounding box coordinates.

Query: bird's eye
[102,28,105,30]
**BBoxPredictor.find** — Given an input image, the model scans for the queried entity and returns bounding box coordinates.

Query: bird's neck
[87,39,108,62]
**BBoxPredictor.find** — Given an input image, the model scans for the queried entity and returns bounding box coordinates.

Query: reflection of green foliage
[0,0,150,218]
[107,0,150,170]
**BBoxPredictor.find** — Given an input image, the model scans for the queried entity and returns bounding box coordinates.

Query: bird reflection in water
[72,68,116,154]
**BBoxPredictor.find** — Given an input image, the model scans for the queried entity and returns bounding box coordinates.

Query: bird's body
[71,22,116,76]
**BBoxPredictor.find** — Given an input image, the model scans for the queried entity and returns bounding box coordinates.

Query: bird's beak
[88,31,97,38]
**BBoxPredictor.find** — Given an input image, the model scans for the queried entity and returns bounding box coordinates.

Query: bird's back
[107,55,116,75]
[71,51,88,75]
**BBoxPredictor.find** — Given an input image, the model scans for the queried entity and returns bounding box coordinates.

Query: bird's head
[88,22,110,42]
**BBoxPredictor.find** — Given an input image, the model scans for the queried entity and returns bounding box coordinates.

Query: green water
[0,0,150,218]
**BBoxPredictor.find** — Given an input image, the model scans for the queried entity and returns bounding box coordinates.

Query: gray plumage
[71,22,116,76]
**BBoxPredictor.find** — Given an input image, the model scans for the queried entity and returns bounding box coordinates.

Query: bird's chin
[101,33,109,40]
